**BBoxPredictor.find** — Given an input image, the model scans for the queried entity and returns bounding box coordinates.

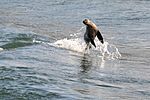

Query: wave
[0,29,45,50]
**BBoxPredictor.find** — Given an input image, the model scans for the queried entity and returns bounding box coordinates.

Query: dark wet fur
[83,19,104,49]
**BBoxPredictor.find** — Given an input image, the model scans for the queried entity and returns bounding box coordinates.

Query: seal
[83,19,104,50]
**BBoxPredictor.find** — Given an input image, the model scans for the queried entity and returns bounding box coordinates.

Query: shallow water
[0,0,150,100]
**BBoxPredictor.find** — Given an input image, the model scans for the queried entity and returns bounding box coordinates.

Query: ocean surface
[0,0,150,100]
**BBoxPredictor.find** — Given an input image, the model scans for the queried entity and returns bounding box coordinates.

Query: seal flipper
[97,30,104,44]
[90,39,96,48]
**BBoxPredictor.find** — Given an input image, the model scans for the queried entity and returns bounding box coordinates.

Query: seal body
[83,19,104,50]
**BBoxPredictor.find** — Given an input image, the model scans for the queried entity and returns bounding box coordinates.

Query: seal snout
[83,19,89,25]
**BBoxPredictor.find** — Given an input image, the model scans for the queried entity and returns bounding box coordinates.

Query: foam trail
[48,26,86,53]
[50,38,86,53]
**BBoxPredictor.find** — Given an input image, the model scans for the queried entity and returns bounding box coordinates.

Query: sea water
[0,0,150,100]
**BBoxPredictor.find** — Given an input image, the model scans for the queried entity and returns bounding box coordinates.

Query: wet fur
[83,19,104,50]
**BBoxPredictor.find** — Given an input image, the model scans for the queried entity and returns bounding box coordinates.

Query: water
[0,0,150,100]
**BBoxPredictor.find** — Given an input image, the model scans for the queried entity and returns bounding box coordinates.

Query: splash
[0,48,4,51]
[50,38,86,53]
[94,38,121,59]
[33,27,121,60]
[69,26,85,38]
[49,26,121,59]
[50,37,121,59]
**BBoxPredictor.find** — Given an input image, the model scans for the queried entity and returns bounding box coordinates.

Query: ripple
[84,79,122,89]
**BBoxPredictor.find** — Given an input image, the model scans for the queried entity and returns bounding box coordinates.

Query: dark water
[0,0,150,100]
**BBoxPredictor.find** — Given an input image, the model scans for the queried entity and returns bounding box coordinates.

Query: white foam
[49,37,121,59]
[50,38,86,53]
[0,48,4,51]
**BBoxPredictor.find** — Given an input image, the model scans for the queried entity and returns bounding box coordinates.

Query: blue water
[0,0,150,100]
